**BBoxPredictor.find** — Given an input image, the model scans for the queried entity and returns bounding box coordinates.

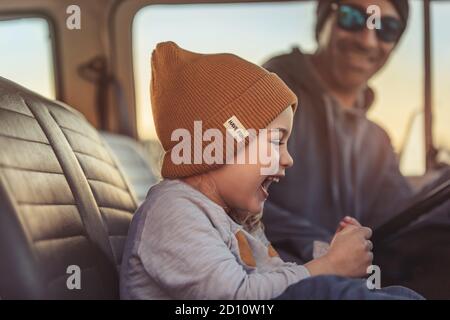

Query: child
[120,41,422,300]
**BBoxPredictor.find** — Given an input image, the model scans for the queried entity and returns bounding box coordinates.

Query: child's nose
[281,150,294,169]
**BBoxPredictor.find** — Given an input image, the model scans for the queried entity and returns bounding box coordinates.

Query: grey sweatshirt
[120,179,310,300]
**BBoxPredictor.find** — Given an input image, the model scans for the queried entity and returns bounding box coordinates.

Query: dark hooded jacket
[262,47,415,263]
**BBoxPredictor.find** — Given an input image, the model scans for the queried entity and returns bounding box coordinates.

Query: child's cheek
[260,145,281,177]
[238,179,258,213]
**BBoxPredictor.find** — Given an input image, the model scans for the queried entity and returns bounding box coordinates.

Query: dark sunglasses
[332,3,404,43]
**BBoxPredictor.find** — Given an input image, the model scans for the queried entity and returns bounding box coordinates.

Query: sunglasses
[332,3,404,43]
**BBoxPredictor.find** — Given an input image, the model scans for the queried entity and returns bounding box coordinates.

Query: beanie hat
[315,0,409,41]
[151,41,298,179]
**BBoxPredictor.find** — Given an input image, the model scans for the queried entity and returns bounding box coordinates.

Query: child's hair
[241,211,264,233]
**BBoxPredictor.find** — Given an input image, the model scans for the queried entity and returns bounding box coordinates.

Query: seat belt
[25,96,117,268]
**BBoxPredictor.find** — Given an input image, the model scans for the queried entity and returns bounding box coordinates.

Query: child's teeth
[261,176,281,194]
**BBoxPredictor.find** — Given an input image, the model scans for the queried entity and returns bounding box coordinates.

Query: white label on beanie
[224,115,249,143]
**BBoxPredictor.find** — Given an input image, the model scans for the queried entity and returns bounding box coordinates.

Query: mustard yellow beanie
[151,41,298,178]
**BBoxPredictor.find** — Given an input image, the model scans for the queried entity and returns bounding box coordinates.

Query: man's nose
[356,27,379,50]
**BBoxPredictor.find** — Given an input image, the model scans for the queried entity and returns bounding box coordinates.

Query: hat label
[224,116,249,143]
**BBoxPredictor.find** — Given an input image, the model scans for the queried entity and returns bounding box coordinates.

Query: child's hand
[336,216,361,233]
[305,222,373,278]
[325,224,373,277]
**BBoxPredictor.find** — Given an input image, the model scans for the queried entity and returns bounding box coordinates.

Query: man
[262,0,449,264]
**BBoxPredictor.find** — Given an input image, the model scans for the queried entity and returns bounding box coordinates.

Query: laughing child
[120,41,422,300]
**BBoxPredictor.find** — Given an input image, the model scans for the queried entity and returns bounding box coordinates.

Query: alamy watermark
[367,5,382,30]
[367,265,381,290]
[66,5,81,30]
[66,264,81,290]
[170,117,282,175]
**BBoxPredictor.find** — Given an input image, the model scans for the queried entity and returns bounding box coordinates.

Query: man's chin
[335,74,369,92]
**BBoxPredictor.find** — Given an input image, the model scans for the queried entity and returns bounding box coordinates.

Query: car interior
[0,0,449,299]
[0,75,137,299]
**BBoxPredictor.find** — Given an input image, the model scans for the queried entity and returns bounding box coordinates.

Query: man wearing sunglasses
[264,0,450,273]
[262,0,415,261]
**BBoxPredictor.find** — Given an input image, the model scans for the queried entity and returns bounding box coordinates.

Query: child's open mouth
[260,176,280,198]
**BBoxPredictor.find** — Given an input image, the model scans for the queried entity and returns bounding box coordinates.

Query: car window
[133,1,424,176]
[0,16,56,99]
[367,0,425,175]
[432,0,450,165]
[132,2,316,141]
